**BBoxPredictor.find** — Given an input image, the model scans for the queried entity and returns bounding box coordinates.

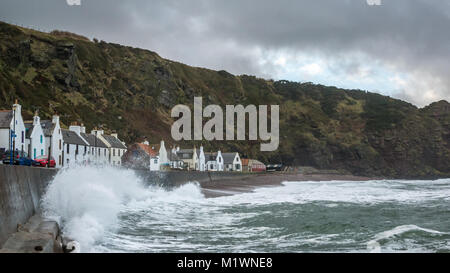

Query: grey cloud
[0,0,449,106]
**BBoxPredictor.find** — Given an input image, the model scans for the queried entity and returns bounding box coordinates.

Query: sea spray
[41,165,205,252]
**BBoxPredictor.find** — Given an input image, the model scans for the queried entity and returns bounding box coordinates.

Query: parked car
[1,150,18,165]
[1,150,34,166]
[266,164,284,172]
[33,155,56,168]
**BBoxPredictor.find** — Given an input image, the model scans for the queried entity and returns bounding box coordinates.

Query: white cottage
[41,115,64,168]
[25,112,46,160]
[101,133,127,166]
[222,152,243,172]
[169,148,185,169]
[0,102,26,155]
[81,129,109,166]
[90,129,110,165]
[62,127,90,167]
[175,146,200,171]
[148,140,169,171]
[205,151,224,172]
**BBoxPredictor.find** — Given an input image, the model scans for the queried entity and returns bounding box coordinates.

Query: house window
[67,144,70,154]
[76,145,79,155]
[34,149,36,159]
[21,131,24,143]
[154,159,158,164]
[113,149,116,156]
[59,156,62,165]
[41,149,44,156]
[104,149,106,156]
[59,140,62,150]
[84,146,87,154]
[40,135,43,144]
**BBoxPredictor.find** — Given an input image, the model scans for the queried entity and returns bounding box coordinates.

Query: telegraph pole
[94,127,97,164]
[11,103,16,165]
[48,134,52,168]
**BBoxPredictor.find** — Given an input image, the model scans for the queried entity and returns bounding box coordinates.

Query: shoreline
[200,173,374,198]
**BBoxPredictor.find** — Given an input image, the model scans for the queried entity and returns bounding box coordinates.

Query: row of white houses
[0,102,127,168]
[123,140,243,172]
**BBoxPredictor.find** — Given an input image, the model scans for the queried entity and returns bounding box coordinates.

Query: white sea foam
[210,179,450,206]
[367,225,449,253]
[42,166,205,252]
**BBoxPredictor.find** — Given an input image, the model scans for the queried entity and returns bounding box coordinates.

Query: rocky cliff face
[0,21,449,178]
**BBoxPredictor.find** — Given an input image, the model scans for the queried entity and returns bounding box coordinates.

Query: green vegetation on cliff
[0,21,449,178]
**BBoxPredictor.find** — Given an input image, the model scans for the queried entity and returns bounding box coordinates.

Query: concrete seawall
[0,165,57,247]
[134,170,256,188]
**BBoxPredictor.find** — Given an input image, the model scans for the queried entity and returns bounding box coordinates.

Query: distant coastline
[200,172,374,198]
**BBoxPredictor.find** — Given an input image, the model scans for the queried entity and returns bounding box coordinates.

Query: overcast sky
[0,0,449,107]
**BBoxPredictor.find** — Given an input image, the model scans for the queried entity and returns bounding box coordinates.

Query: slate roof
[102,135,127,149]
[177,148,194,159]
[81,133,108,148]
[24,122,34,138]
[62,129,89,145]
[0,111,12,128]
[204,152,217,162]
[40,120,56,137]
[168,152,182,161]
[222,153,238,164]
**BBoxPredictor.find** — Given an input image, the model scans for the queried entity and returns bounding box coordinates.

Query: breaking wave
[42,166,204,252]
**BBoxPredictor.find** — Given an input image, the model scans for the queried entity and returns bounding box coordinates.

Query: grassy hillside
[0,21,449,178]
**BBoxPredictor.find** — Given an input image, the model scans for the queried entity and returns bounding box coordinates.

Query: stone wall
[0,165,56,247]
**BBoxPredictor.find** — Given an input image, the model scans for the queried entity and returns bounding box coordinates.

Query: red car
[33,155,56,168]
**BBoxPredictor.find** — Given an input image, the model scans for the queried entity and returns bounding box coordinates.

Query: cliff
[0,21,449,178]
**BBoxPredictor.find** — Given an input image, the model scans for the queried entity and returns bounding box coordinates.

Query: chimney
[13,100,21,114]
[111,133,118,139]
[91,130,104,137]
[69,125,81,136]
[33,111,40,126]
[200,146,204,153]
[80,123,86,134]
[52,114,60,124]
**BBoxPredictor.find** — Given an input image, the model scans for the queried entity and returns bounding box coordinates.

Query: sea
[41,166,450,253]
